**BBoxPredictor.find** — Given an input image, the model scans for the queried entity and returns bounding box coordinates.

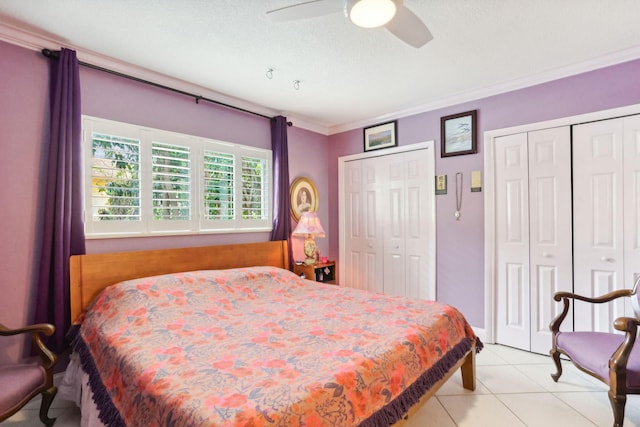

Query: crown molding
[281,114,330,135]
[0,21,284,124]
[327,45,640,135]
[4,21,640,137]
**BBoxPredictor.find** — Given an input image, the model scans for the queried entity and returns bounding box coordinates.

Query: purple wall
[3,36,640,363]
[80,66,276,254]
[287,126,330,262]
[328,58,640,327]
[0,40,329,362]
[80,71,331,257]
[0,43,48,363]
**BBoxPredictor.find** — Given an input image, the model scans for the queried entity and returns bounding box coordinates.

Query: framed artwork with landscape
[363,120,397,152]
[441,110,477,157]
[290,176,318,222]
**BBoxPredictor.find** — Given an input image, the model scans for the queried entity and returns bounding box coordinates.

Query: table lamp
[292,211,326,265]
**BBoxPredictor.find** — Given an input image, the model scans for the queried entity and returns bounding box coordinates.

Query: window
[152,141,191,222]
[203,150,234,221]
[90,132,141,222]
[83,116,272,237]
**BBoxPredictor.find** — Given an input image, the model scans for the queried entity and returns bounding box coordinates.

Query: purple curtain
[34,48,86,354]
[269,116,293,268]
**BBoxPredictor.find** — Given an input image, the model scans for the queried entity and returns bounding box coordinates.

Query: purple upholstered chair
[550,277,640,427]
[0,323,57,426]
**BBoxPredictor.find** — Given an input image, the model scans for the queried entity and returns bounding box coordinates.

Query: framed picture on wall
[290,176,319,222]
[441,110,477,157]
[363,120,397,152]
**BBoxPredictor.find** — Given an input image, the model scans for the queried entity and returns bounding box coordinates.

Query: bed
[65,240,481,426]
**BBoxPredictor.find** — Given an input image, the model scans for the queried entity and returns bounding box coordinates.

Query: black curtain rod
[42,48,292,126]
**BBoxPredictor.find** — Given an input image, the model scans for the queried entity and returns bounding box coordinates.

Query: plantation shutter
[83,116,272,236]
[151,141,191,220]
[203,150,235,221]
[85,130,143,235]
[242,156,268,220]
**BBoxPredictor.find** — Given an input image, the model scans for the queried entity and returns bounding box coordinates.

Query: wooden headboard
[69,240,289,322]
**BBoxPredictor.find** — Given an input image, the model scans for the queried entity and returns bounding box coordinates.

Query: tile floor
[6,343,640,426]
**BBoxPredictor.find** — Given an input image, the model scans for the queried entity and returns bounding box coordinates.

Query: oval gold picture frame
[290,176,318,222]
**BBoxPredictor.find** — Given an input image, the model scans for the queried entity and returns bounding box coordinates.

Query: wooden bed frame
[68,239,476,426]
[69,240,289,322]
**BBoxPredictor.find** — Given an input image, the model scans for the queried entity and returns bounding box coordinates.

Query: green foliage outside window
[92,135,266,222]
[151,142,191,221]
[204,151,234,220]
[91,133,140,221]
[242,157,265,219]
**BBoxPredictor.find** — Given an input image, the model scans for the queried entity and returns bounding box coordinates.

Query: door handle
[542,252,553,258]
[601,257,615,263]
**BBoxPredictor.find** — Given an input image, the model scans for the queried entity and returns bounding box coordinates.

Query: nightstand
[293,261,336,284]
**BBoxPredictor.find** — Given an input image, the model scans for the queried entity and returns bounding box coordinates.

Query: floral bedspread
[72,267,480,427]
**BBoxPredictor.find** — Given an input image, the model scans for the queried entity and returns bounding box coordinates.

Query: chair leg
[39,386,57,427]
[550,349,563,382]
[608,389,626,427]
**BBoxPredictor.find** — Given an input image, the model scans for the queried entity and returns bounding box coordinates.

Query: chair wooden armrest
[553,288,635,304]
[550,277,640,427]
[0,323,55,336]
[611,316,640,369]
[0,323,56,370]
[550,289,636,334]
[0,322,58,426]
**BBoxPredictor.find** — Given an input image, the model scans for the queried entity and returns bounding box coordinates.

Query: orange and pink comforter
[71,267,480,426]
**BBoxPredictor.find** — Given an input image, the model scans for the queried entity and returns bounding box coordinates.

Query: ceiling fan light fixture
[347,0,397,29]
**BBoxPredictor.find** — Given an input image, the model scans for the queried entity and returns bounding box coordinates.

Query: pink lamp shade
[292,211,326,237]
[292,212,325,265]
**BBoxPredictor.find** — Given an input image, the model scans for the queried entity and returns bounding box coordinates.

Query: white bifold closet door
[573,114,640,331]
[381,152,434,299]
[342,147,435,300]
[494,127,573,354]
[343,157,385,293]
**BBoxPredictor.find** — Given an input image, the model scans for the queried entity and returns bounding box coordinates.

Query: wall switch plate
[471,170,482,192]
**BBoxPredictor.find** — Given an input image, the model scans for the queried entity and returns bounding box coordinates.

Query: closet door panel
[340,144,435,300]
[528,127,572,353]
[624,115,640,302]
[362,159,385,293]
[344,159,385,293]
[383,155,405,296]
[382,151,433,299]
[344,161,364,290]
[495,133,531,350]
[404,153,433,300]
[506,263,527,326]
[534,264,557,331]
[573,120,625,332]
[406,185,423,300]
[592,270,620,332]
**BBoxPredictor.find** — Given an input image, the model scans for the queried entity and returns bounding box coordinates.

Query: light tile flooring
[6,344,640,426]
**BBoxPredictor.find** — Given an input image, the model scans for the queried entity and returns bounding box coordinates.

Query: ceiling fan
[266,0,433,48]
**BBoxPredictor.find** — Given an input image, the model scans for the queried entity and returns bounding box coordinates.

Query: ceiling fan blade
[266,0,343,22]
[385,4,433,48]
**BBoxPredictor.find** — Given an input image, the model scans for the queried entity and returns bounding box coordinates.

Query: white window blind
[83,116,272,237]
[89,133,141,222]
[241,156,268,220]
[152,141,191,221]
[203,150,234,221]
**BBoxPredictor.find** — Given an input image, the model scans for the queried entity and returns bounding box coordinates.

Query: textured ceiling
[1,0,640,134]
